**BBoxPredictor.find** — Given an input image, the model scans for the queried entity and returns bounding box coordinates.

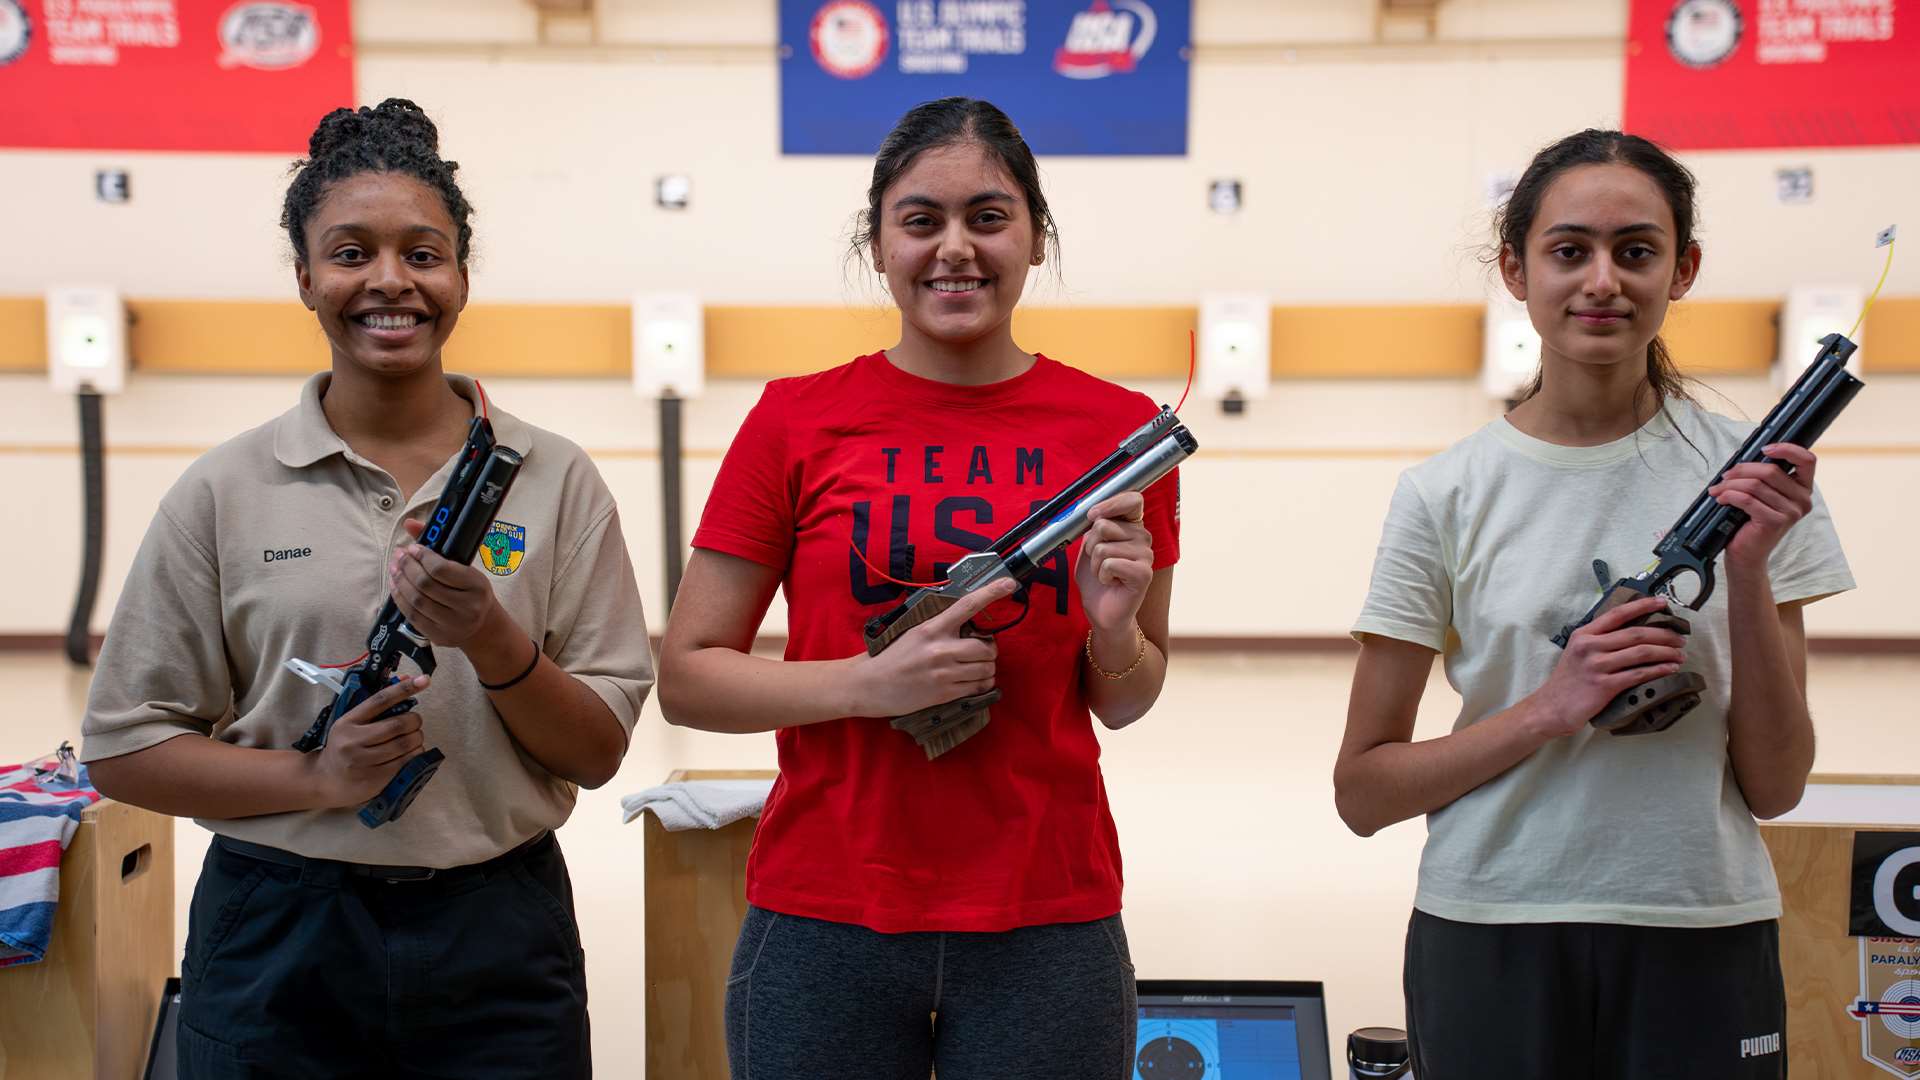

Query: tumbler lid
[1348,1026,1409,1062]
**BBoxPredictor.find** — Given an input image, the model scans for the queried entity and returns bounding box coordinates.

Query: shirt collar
[274,371,534,469]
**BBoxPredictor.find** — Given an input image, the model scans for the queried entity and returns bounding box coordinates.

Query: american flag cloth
[0,756,102,967]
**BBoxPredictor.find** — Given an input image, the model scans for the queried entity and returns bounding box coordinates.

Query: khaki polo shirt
[82,373,654,868]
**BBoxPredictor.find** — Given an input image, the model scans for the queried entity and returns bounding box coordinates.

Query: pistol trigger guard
[1688,559,1715,611]
[970,587,1030,637]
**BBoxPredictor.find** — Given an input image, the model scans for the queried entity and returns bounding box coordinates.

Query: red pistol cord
[1175,329,1195,415]
[850,537,950,589]
[316,650,369,669]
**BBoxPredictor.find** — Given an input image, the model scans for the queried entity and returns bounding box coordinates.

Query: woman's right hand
[310,674,430,807]
[1529,596,1686,738]
[850,579,1017,718]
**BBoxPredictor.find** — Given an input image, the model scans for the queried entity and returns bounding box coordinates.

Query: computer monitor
[1135,979,1332,1080]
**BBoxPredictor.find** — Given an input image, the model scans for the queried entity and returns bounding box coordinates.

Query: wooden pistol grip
[1590,608,1702,735]
[1590,672,1708,736]
[1590,583,1656,622]
[1638,610,1691,636]
[890,689,1000,760]
[868,592,958,655]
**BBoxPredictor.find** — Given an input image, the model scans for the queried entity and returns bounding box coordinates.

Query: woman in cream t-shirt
[1335,130,1853,1080]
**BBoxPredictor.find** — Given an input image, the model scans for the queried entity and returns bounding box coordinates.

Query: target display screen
[1135,981,1332,1080]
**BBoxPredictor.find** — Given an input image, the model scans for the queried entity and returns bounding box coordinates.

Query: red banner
[1624,0,1920,150]
[0,1,353,153]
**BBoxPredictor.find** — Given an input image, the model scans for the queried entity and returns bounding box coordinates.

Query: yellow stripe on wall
[1015,307,1197,377]
[1272,304,1482,378]
[131,301,329,373]
[1663,300,1778,373]
[0,297,1914,378]
[1865,296,1920,368]
[0,298,46,372]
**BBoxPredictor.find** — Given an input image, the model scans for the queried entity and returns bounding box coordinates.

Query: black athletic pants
[1404,909,1787,1079]
[177,831,590,1079]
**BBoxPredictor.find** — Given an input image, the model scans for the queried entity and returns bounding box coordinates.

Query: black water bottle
[1348,1026,1411,1079]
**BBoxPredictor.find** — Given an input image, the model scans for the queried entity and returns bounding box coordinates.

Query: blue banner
[780,0,1190,156]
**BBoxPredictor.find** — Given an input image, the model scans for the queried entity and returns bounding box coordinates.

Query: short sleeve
[1768,483,1855,606]
[1351,472,1452,651]
[1146,466,1180,570]
[81,502,233,762]
[692,382,795,569]
[547,496,655,737]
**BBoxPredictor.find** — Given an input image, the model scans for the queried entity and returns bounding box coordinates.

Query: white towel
[620,779,773,831]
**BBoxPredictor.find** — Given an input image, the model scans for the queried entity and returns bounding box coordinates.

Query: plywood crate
[644,769,772,1080]
[1762,774,1920,1077]
[0,799,175,1080]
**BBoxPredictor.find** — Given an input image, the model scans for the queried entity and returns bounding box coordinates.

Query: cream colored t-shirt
[83,373,655,868]
[1353,400,1854,927]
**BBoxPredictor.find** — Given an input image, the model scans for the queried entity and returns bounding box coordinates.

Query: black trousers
[177,831,589,1079]
[1404,909,1786,1080]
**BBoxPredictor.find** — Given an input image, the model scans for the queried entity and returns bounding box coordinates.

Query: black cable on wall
[661,392,684,614]
[66,390,105,665]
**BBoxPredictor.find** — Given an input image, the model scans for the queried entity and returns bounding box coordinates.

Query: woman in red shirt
[658,97,1180,1079]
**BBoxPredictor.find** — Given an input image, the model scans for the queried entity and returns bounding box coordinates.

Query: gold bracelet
[1085,626,1148,680]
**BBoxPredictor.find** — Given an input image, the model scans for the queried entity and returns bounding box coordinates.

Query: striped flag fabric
[0,756,102,967]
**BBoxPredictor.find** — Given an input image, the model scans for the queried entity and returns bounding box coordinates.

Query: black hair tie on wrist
[479,638,541,692]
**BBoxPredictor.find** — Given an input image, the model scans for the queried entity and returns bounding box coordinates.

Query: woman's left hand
[1074,492,1155,634]
[1712,442,1817,568]
[389,517,506,649]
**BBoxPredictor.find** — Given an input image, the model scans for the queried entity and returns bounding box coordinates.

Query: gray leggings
[724,905,1138,1080]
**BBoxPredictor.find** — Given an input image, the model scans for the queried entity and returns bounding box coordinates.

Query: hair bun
[304,99,441,160]
[305,106,364,159]
[369,98,440,154]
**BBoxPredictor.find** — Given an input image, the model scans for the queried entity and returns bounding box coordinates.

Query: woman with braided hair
[81,99,653,1077]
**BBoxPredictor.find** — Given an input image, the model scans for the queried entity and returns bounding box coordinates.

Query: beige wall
[1,0,1915,308]
[4,0,1919,1073]
[5,370,1918,639]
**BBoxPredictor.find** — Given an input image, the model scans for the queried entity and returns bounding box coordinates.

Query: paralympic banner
[1623,0,1919,150]
[0,1,353,152]
[780,0,1190,155]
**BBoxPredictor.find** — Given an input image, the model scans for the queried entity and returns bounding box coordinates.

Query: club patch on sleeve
[480,522,526,577]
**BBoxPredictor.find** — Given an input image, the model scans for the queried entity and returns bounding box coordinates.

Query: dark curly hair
[850,97,1060,270]
[281,98,474,265]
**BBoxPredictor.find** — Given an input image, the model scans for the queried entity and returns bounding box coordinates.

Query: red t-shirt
[692,352,1181,933]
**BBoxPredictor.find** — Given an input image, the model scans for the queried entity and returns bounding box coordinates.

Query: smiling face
[1501,162,1700,378]
[295,171,468,379]
[871,141,1043,351]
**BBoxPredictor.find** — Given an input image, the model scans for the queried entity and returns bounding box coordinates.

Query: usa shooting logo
[481,522,526,578]
[217,2,320,70]
[1850,957,1920,1078]
[810,0,889,80]
[1665,0,1742,69]
[1054,0,1158,80]
[0,0,30,69]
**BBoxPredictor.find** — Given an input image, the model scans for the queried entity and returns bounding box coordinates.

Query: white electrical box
[1197,295,1270,405]
[47,287,127,394]
[1777,285,1864,385]
[632,292,704,399]
[1481,290,1540,401]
